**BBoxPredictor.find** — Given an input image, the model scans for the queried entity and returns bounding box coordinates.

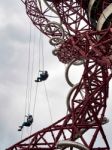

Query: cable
[26,22,32,116]
[44,81,53,123]
[39,32,45,71]
[28,32,42,136]
[28,26,36,115]
[20,1,54,139]
[21,22,36,140]
[41,33,53,124]
[29,31,53,136]
[29,81,39,136]
[41,36,45,71]
[38,33,41,70]
[20,21,32,140]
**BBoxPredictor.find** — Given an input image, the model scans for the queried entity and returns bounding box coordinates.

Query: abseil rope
[21,22,36,139]
[29,32,53,135]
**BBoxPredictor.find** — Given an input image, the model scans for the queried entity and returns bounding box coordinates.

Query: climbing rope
[44,81,53,123]
[20,20,53,139]
[29,32,53,135]
[29,82,39,136]
[21,21,32,139]
[27,25,35,115]
[21,22,36,139]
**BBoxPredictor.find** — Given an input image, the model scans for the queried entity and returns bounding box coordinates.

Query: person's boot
[35,78,40,82]
[18,126,22,131]
[18,128,22,131]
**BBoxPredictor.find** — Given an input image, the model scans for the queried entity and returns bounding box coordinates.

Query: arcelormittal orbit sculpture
[7,0,112,149]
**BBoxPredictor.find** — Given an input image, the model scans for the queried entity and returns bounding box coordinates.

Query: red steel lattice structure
[7,0,112,149]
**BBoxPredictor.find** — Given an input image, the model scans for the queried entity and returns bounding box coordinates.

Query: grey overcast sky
[0,0,112,150]
[0,0,69,149]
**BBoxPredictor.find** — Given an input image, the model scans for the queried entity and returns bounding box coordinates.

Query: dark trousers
[21,122,31,128]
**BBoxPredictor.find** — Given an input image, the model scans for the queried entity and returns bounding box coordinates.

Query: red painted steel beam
[6,59,111,149]
[56,29,112,65]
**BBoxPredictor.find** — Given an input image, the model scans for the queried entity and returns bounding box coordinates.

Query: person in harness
[18,115,33,131]
[35,70,48,82]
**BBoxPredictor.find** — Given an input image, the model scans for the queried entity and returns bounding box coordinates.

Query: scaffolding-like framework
[6,0,112,149]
